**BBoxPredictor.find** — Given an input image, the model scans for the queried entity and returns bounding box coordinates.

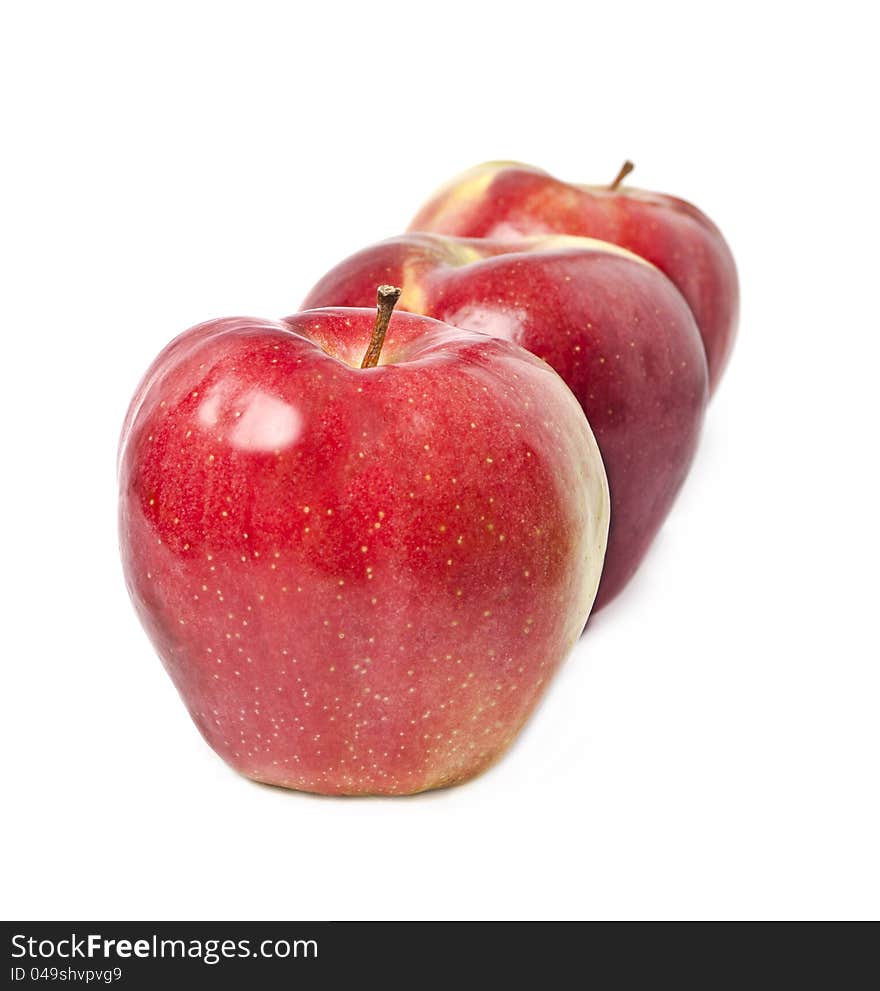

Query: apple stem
[360,285,403,368]
[609,160,635,191]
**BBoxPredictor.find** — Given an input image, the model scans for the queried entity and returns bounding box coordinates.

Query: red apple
[303,235,708,609]
[408,161,738,393]
[118,290,609,795]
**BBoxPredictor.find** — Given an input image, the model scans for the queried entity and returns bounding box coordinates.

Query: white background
[2,1,878,921]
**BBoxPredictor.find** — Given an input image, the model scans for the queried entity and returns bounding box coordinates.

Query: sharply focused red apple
[408,161,738,393]
[118,290,609,795]
[303,236,707,609]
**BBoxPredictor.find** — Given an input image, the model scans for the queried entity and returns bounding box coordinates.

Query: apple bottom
[126,495,588,797]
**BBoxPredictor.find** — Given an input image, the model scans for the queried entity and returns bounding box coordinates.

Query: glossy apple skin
[119,308,609,795]
[303,234,708,609]
[408,162,738,393]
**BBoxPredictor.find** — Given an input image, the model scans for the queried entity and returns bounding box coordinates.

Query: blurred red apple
[408,161,738,393]
[119,290,609,795]
[304,236,707,610]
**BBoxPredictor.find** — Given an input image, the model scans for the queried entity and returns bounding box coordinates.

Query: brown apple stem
[609,160,635,191]
[360,285,403,368]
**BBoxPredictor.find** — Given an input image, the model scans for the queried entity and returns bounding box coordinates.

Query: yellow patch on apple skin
[398,282,426,314]
[398,239,487,312]
[520,234,656,269]
[416,163,504,228]
[441,240,486,268]
[398,264,428,314]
